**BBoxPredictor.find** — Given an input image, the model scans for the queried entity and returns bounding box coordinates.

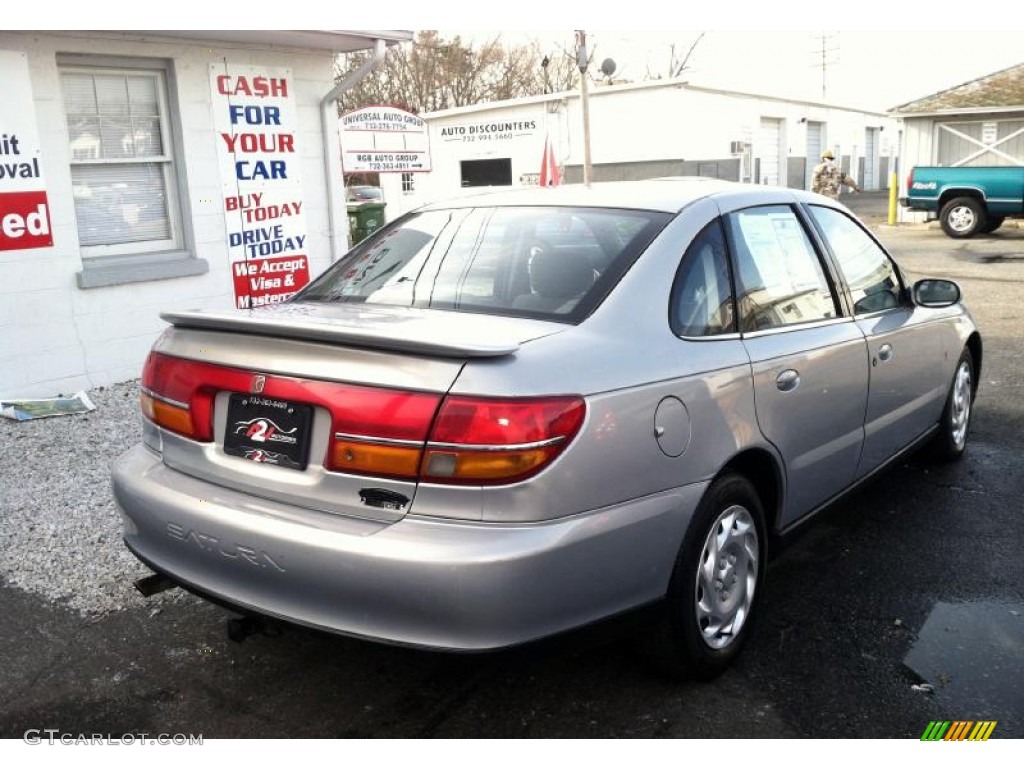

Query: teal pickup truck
[901,166,1024,238]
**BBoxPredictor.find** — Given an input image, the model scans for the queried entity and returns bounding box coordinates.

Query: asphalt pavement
[1,222,1021,740]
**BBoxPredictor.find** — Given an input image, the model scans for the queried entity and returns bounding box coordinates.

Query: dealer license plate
[223,393,312,470]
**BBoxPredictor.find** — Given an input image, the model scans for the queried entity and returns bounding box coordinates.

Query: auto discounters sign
[210,64,309,309]
[0,50,53,252]
[340,106,432,173]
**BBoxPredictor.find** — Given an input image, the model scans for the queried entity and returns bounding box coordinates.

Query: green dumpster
[347,202,386,244]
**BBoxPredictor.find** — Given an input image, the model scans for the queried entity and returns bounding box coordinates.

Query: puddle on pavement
[903,600,1024,718]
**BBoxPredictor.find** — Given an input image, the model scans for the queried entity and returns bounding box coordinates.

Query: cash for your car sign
[210,64,310,309]
[0,50,53,251]
[340,106,431,173]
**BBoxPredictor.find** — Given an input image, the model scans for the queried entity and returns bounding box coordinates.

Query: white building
[380,78,898,217]
[0,30,410,398]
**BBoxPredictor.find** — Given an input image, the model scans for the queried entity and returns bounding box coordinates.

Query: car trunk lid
[143,304,567,522]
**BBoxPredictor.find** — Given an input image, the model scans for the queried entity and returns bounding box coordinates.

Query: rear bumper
[113,445,703,650]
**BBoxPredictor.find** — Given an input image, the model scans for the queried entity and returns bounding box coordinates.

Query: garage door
[805,121,824,189]
[759,118,783,186]
[863,127,879,189]
[937,119,1024,167]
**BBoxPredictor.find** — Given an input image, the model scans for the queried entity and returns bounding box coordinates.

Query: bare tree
[336,31,550,114]
[534,39,599,93]
[644,33,706,80]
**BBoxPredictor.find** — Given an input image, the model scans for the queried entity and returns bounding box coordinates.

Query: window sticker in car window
[734,210,821,295]
[728,207,836,331]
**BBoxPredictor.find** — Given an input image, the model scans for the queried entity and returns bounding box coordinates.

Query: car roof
[416,177,762,214]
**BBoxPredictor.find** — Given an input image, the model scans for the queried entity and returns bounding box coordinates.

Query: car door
[804,204,945,477]
[724,205,869,527]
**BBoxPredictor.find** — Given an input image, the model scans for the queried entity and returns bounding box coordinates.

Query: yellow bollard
[888,171,898,225]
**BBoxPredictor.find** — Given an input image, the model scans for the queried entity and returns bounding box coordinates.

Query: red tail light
[141,352,216,440]
[142,352,585,485]
[422,396,586,484]
[906,169,914,192]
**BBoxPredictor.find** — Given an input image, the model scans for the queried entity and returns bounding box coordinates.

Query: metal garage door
[863,127,879,189]
[759,118,783,186]
[805,121,824,189]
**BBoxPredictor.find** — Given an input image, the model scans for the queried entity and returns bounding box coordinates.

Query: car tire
[982,216,1005,233]
[639,473,766,680]
[928,348,975,462]
[939,197,987,239]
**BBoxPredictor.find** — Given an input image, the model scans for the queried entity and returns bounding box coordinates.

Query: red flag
[539,135,561,187]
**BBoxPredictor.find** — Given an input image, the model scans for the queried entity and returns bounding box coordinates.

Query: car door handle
[878,343,893,362]
[776,369,801,392]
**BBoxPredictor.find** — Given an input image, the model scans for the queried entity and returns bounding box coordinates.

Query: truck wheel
[939,197,987,238]
[982,216,1005,233]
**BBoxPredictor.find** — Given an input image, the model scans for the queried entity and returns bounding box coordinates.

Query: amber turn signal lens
[141,392,194,437]
[330,440,422,479]
[423,448,552,482]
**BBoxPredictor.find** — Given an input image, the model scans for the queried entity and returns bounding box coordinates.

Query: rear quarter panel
[438,198,776,524]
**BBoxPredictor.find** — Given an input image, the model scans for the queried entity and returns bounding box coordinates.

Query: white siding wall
[898,117,936,222]
[0,32,340,397]
[382,82,897,217]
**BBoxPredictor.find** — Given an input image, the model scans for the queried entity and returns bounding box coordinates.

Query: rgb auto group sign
[210,64,309,309]
[340,106,431,173]
[0,50,53,252]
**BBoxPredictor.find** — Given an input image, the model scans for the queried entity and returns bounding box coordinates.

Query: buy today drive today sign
[210,63,310,309]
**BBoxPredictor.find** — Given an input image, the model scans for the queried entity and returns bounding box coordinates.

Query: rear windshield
[296,206,671,323]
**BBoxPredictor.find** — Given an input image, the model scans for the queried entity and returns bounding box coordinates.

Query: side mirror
[913,279,961,308]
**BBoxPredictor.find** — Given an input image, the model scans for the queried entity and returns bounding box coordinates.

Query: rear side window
[808,205,902,314]
[725,206,839,332]
[297,206,670,323]
[298,210,452,305]
[670,220,735,337]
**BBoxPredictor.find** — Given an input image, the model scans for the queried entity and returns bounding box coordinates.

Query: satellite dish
[600,58,617,78]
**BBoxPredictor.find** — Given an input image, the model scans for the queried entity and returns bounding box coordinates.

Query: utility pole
[576,30,593,185]
[811,32,839,100]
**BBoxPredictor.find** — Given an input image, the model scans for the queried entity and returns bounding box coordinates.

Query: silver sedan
[113,179,980,678]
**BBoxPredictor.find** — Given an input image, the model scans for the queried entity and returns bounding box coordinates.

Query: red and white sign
[340,105,432,173]
[0,50,52,251]
[231,254,310,309]
[210,64,309,309]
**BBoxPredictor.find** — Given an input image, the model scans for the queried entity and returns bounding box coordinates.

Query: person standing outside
[811,150,861,199]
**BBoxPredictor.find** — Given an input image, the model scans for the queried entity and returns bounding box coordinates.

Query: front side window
[726,206,838,332]
[61,64,182,257]
[298,206,670,323]
[670,219,735,337]
[808,205,902,314]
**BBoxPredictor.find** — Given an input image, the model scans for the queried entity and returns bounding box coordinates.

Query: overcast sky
[21,1,1024,114]
[456,29,1023,113]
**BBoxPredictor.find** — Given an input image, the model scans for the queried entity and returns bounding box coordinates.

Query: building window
[401,172,415,194]
[460,158,512,187]
[59,57,203,288]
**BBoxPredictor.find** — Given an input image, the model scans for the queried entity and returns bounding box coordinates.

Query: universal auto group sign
[340,106,431,173]
[210,64,309,309]
[0,50,53,252]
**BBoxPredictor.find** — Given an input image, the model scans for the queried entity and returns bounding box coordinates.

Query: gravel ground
[0,379,186,615]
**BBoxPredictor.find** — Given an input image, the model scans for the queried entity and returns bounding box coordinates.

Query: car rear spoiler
[160,309,521,359]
